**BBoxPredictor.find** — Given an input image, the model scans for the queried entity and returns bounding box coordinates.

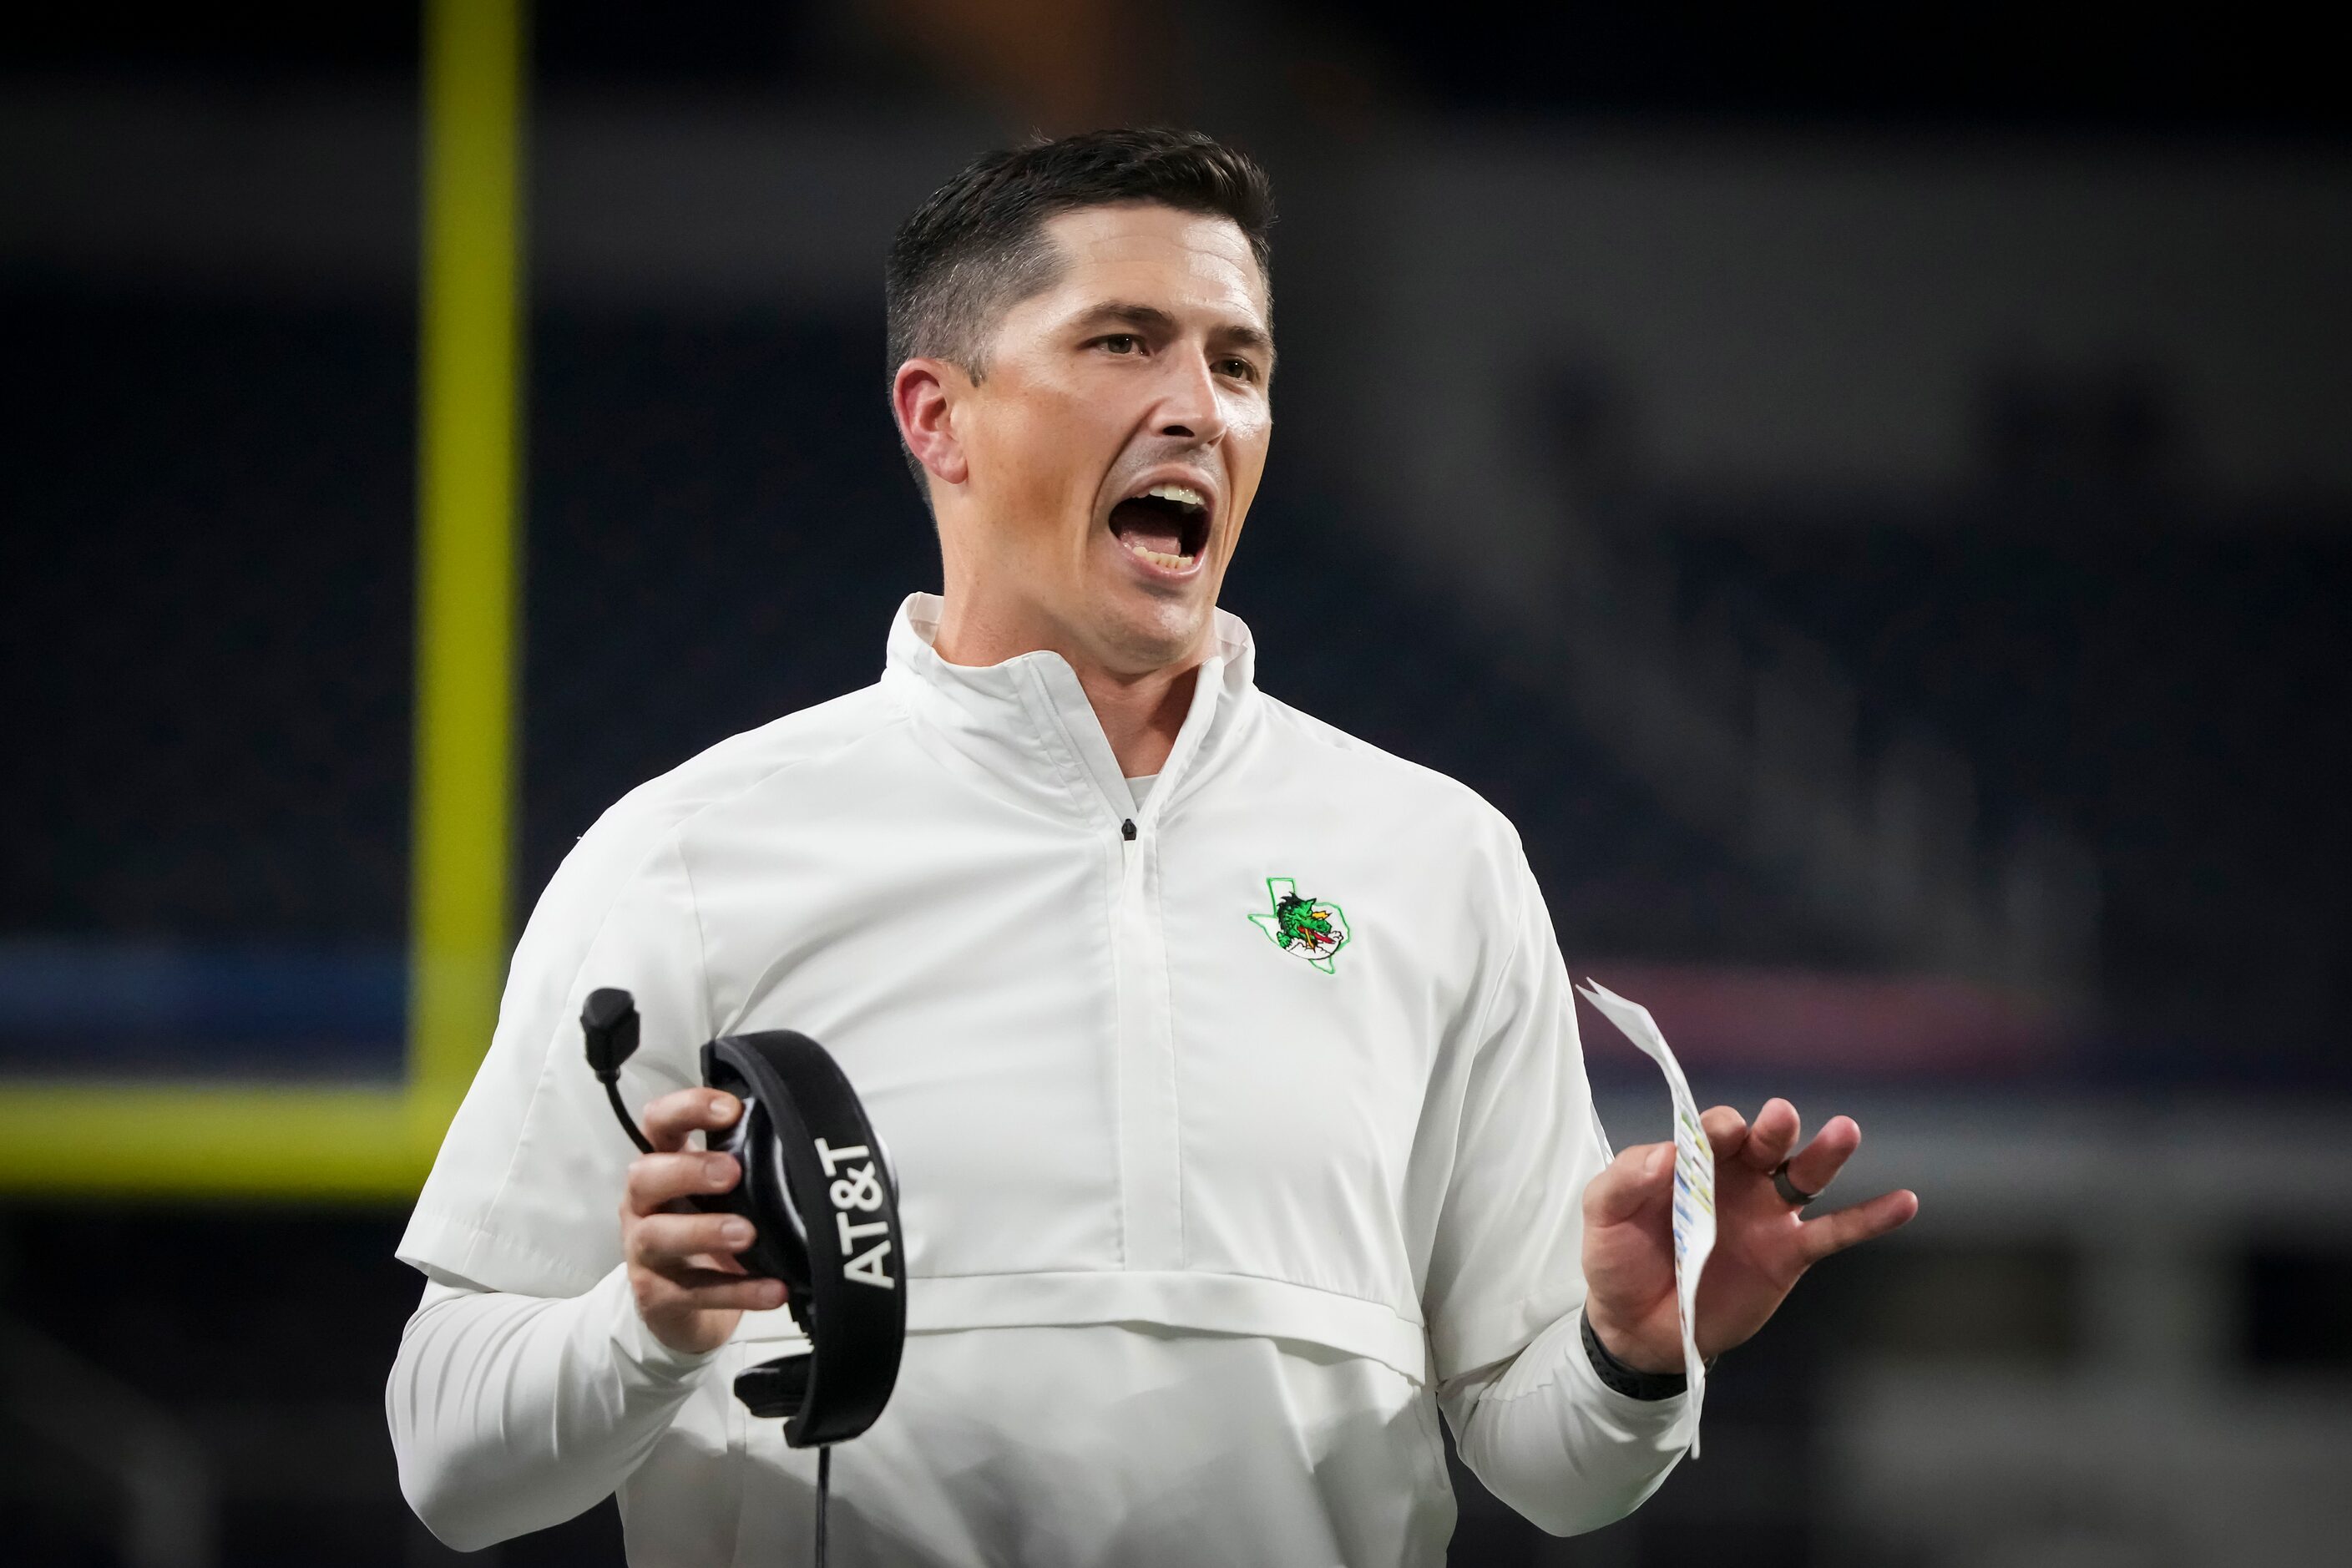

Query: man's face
[926,202,1273,675]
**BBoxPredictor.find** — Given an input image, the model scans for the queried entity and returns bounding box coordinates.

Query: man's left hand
[1580,1099,1920,1375]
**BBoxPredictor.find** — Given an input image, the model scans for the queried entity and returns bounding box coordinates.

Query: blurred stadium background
[3,3,2348,1564]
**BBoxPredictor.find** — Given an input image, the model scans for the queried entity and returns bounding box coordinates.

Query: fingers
[642,1087,743,1153]
[1739,1098,1802,1173]
[1584,1142,1672,1226]
[633,1267,788,1318]
[625,1149,741,1216]
[631,1211,756,1271]
[1794,1187,1920,1267]
[627,1208,787,1323]
[1700,1105,1748,1162]
[617,1089,769,1353]
[1783,1113,1861,1197]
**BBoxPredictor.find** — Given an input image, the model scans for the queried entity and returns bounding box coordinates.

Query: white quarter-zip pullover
[389,594,1687,1565]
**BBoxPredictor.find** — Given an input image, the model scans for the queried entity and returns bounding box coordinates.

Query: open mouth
[1106,482,1211,573]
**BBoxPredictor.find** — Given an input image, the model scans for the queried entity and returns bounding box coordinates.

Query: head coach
[387,129,1918,1566]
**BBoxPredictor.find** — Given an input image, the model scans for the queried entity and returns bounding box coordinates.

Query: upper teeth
[1145,483,1206,510]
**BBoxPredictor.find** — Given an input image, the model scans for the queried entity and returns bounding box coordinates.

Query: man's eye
[1217,358,1258,382]
[1099,334,1141,355]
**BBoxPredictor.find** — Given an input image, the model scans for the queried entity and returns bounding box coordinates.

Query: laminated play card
[1578,979,1715,1453]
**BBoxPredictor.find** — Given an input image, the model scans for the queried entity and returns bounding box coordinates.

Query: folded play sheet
[1578,979,1716,1454]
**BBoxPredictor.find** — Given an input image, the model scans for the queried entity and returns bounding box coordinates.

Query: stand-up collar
[881,593,1260,832]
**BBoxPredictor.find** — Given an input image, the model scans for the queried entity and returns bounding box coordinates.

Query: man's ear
[893,358,973,488]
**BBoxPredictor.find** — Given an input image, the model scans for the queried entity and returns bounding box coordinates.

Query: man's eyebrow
[1215,321,1277,368]
[1070,301,1277,367]
[1071,301,1180,335]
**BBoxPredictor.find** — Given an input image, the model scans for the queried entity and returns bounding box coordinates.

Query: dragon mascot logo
[1248,877,1351,974]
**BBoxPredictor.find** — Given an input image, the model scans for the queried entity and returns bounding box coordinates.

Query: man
[387,129,1917,1566]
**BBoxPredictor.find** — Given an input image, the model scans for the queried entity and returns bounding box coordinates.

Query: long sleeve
[1439,1309,1687,1536]
[1421,844,1690,1533]
[386,1267,720,1551]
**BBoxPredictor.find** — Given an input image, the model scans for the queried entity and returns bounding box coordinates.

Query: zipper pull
[1120,819,1137,842]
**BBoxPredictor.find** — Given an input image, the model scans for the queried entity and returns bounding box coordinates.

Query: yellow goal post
[0,0,527,1200]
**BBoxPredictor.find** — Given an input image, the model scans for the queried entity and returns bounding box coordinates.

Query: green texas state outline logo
[1248,877,1352,973]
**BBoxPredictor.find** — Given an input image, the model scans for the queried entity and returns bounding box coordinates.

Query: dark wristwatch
[1580,1308,1690,1401]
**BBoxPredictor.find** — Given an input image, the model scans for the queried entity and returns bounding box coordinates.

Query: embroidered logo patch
[1248,877,1351,973]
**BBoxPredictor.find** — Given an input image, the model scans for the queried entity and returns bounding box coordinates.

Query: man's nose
[1153,350,1227,447]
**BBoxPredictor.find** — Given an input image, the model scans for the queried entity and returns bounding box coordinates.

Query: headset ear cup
[692,1054,808,1290]
[704,1032,906,1449]
[738,1097,813,1292]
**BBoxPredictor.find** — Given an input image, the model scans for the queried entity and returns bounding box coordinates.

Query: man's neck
[931,597,1202,780]
[1070,660,1197,781]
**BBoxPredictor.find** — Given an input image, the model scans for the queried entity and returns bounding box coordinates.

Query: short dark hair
[885,126,1277,396]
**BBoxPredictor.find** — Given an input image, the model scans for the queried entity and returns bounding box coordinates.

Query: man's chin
[1088,588,1217,675]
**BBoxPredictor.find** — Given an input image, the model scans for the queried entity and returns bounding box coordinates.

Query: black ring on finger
[1772,1159,1819,1207]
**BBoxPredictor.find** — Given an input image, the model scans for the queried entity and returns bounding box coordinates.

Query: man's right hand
[621,1087,788,1355]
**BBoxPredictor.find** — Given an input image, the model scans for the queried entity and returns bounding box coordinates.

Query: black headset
[581,989,905,1560]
